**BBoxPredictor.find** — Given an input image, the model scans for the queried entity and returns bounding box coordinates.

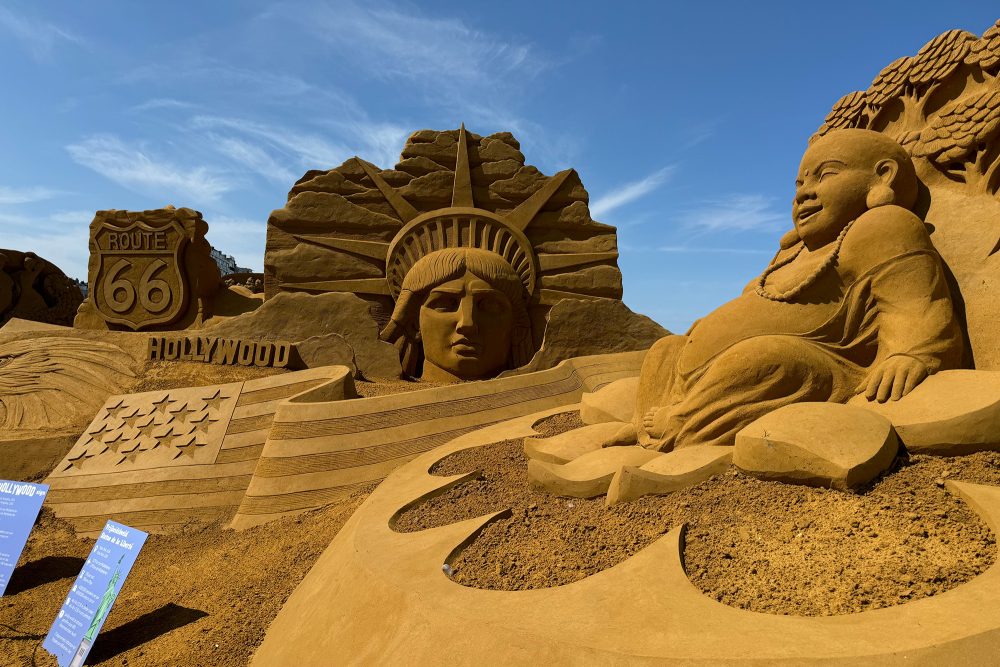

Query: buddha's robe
[634,206,964,450]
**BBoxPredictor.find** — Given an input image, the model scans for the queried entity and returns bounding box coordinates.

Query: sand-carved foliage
[911,87,1000,193]
[816,22,1000,200]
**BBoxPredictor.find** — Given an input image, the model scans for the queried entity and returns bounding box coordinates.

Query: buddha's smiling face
[793,136,876,249]
[418,271,513,381]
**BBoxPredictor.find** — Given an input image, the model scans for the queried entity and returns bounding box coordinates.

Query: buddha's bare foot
[601,423,637,447]
[642,406,673,440]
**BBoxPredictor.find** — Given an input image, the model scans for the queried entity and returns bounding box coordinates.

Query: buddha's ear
[866,158,899,208]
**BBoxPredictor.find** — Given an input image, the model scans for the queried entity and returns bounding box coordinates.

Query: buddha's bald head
[806,129,918,211]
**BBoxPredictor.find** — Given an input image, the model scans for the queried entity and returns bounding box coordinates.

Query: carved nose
[795,186,815,204]
[456,298,477,333]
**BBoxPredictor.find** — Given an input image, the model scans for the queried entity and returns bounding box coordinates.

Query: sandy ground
[396,412,999,616]
[1,485,375,667]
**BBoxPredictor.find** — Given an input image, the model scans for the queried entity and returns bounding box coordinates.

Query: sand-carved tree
[911,87,1000,194]
[867,30,979,138]
[966,19,1000,74]
[816,90,869,136]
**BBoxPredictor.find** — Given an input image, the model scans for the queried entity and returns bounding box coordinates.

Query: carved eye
[818,169,839,181]
[476,294,509,314]
[426,294,459,313]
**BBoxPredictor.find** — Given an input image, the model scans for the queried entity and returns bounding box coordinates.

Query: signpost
[42,520,148,667]
[0,479,48,596]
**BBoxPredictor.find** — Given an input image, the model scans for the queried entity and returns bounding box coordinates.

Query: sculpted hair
[381,248,534,377]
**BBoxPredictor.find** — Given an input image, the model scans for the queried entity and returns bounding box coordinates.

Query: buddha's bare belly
[678,292,838,374]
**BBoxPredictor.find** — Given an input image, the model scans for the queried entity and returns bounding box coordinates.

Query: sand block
[528,446,660,498]
[524,422,628,463]
[606,445,733,505]
[580,376,639,425]
[849,370,1000,455]
[734,402,898,490]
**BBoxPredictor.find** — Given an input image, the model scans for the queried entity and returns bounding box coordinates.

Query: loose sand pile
[395,412,999,616]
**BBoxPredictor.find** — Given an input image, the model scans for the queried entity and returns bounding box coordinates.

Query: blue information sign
[0,479,48,596]
[43,520,148,667]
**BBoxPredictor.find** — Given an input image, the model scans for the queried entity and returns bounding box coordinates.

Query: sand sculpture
[247,19,1000,665]
[75,206,222,331]
[264,126,659,381]
[0,249,83,327]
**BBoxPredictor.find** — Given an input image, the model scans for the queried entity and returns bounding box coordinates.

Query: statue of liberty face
[383,247,529,383]
[418,270,514,382]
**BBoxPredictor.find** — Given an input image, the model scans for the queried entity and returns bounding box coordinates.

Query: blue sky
[1,1,997,332]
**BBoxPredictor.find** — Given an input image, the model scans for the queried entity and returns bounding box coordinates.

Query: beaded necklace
[754,219,855,303]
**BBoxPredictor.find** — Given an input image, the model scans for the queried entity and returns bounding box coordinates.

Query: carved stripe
[269,373,583,440]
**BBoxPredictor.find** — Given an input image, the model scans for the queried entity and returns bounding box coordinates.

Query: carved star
[189,414,219,434]
[160,428,191,450]
[117,450,143,466]
[102,431,127,454]
[88,421,111,437]
[63,450,93,472]
[105,398,129,419]
[150,395,172,414]
[122,409,146,429]
[173,438,206,459]
[200,389,229,413]
[118,438,143,455]
[134,417,161,440]
[170,403,200,424]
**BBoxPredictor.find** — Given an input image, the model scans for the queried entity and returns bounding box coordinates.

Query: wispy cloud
[130,98,201,113]
[290,1,541,85]
[66,134,234,202]
[590,166,675,218]
[657,246,772,255]
[192,116,351,170]
[678,194,787,233]
[0,210,94,280]
[210,135,298,184]
[0,185,66,205]
[0,6,85,61]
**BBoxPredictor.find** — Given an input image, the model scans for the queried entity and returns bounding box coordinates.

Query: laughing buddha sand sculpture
[611,128,964,452]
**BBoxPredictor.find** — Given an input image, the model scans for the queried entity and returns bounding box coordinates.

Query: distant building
[209,247,251,276]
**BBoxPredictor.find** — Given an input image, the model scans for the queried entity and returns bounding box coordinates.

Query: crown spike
[452,124,475,208]
[355,157,419,223]
[505,168,574,231]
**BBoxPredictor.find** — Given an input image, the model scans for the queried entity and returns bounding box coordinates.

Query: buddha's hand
[860,356,928,403]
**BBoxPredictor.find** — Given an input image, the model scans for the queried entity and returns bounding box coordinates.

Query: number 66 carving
[103,259,172,314]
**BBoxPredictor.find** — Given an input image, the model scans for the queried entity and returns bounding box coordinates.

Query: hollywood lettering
[148,336,292,368]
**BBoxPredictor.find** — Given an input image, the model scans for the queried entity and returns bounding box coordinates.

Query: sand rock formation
[0,250,83,327]
[75,207,221,331]
[203,291,400,378]
[734,402,899,490]
[509,299,667,375]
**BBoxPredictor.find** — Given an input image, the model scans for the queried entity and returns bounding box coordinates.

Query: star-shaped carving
[173,439,206,459]
[189,414,219,435]
[134,416,162,440]
[63,450,94,472]
[122,409,147,429]
[150,395,172,414]
[160,428,191,450]
[200,389,229,413]
[105,398,129,420]
[170,403,200,424]
[88,421,112,437]
[102,431,128,454]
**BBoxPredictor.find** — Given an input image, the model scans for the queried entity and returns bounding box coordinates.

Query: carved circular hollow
[253,405,1000,665]
[384,207,538,300]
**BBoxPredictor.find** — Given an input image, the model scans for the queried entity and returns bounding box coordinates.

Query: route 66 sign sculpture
[93,219,188,329]
[78,207,221,331]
